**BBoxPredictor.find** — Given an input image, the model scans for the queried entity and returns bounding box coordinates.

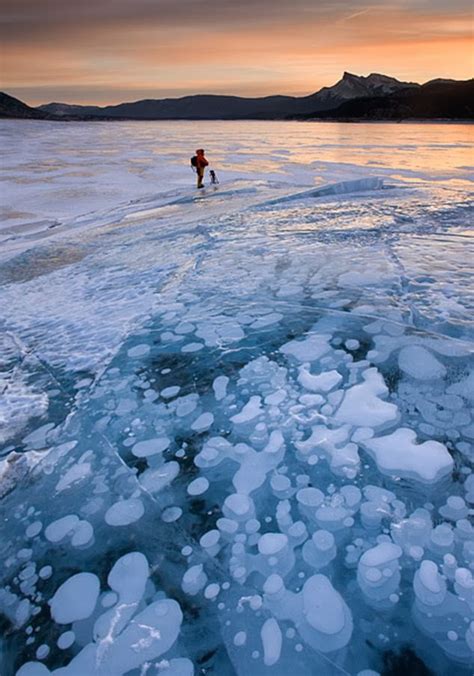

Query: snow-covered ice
[0,119,473,676]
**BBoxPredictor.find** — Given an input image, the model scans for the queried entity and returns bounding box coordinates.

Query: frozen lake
[0,120,473,675]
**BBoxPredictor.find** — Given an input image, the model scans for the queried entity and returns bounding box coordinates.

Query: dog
[209,170,219,185]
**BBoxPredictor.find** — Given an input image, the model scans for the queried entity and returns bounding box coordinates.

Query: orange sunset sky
[1,0,473,105]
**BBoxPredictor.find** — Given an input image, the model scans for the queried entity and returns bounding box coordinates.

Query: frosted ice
[335,368,398,427]
[2,120,473,676]
[280,334,331,362]
[364,428,454,483]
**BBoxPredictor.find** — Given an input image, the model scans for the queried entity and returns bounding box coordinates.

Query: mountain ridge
[1,73,472,121]
[35,72,420,119]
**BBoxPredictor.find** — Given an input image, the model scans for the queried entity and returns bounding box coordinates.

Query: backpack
[190,155,198,168]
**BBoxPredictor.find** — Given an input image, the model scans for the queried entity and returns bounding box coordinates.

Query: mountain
[296,79,474,121]
[37,72,419,120]
[0,92,48,119]
[312,72,418,108]
[2,74,470,121]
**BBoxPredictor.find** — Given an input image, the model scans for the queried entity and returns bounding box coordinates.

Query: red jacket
[196,154,208,169]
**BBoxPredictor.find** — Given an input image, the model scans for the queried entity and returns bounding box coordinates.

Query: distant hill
[1,74,471,122]
[37,72,419,120]
[295,79,474,121]
[0,92,48,119]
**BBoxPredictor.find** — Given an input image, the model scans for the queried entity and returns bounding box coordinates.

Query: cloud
[2,0,471,42]
[1,0,472,104]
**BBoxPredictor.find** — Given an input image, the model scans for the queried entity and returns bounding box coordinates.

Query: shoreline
[1,116,473,124]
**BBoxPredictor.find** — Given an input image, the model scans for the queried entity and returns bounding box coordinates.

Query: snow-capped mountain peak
[313,72,419,104]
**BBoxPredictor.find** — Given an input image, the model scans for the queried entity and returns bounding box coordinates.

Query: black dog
[209,170,219,185]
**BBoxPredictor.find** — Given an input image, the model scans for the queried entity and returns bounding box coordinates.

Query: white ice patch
[364,428,454,483]
[280,334,331,363]
[231,396,262,424]
[298,365,342,393]
[0,380,48,445]
[335,367,398,428]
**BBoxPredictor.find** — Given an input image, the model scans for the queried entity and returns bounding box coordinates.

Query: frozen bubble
[161,386,180,399]
[224,493,254,520]
[127,344,150,358]
[175,322,195,334]
[45,515,79,543]
[258,533,288,556]
[301,575,353,651]
[105,499,144,527]
[140,461,179,494]
[261,618,282,667]
[204,583,220,599]
[162,506,183,522]
[182,564,207,595]
[71,520,94,547]
[233,631,247,646]
[26,522,42,538]
[200,529,220,549]
[57,630,75,650]
[17,548,33,560]
[191,413,214,432]
[345,339,360,351]
[181,342,204,352]
[132,437,170,457]
[213,376,229,401]
[187,477,209,496]
[35,645,49,660]
[16,663,51,675]
[49,572,100,624]
[39,566,52,580]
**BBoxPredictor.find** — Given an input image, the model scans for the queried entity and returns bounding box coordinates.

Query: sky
[1,0,473,106]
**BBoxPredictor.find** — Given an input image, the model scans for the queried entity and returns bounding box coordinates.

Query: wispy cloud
[1,0,472,105]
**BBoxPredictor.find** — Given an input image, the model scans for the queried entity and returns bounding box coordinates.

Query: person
[194,148,208,189]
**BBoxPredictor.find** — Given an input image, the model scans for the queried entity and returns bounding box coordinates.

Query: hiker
[191,148,208,189]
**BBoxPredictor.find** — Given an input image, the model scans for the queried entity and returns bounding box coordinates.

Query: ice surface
[1,120,473,676]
